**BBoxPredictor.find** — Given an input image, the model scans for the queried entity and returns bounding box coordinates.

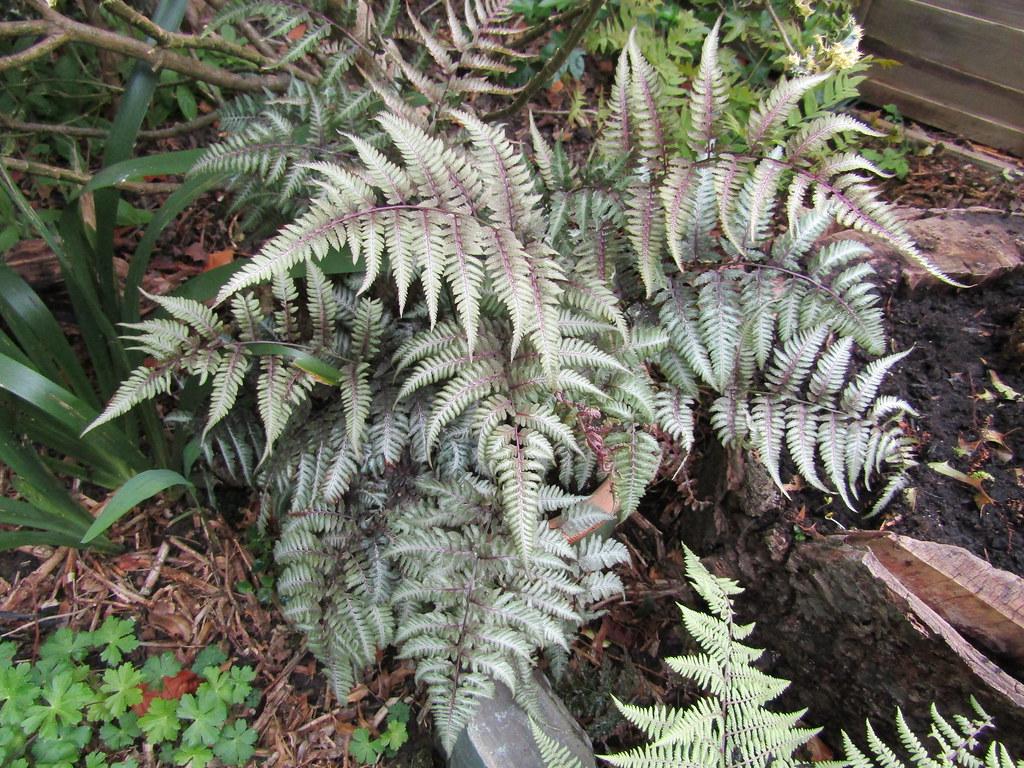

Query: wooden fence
[856,0,1024,155]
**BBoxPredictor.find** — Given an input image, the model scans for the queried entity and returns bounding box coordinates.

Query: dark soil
[0,549,37,585]
[879,272,1024,576]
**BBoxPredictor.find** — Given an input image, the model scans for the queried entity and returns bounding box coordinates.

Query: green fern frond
[603,545,818,768]
[840,699,1019,768]
[529,717,585,768]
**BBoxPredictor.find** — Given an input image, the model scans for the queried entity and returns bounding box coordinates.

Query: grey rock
[448,672,595,768]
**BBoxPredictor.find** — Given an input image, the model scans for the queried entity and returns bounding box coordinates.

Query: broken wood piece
[846,532,1024,666]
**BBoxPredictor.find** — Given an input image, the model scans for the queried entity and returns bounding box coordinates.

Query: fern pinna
[89,3,934,752]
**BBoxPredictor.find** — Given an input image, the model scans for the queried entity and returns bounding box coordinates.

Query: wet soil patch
[880,272,1024,575]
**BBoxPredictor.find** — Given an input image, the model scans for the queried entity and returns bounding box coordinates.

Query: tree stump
[685,455,1024,754]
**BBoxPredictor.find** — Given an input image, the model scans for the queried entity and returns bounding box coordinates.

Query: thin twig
[2,156,180,193]
[0,32,69,71]
[764,1,798,58]
[483,0,607,123]
[510,4,587,49]
[0,111,220,140]
[103,0,262,65]
[140,540,171,596]
[0,3,291,91]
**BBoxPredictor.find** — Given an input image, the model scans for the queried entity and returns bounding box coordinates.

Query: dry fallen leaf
[134,669,202,715]
[928,461,995,511]
[989,369,1021,401]
[205,248,235,271]
[148,601,194,641]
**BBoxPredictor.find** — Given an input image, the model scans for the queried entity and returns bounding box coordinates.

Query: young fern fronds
[603,545,819,768]
[841,699,1020,768]
[686,17,728,156]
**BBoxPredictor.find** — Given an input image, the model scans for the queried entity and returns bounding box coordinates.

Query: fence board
[915,0,1024,27]
[856,0,1024,155]
[862,0,1024,86]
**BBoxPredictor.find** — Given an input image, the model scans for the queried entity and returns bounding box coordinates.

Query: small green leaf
[173,743,214,768]
[0,664,39,727]
[175,86,198,122]
[94,617,139,666]
[141,653,182,685]
[382,719,409,754]
[177,691,227,747]
[39,627,94,665]
[139,697,180,743]
[348,728,381,764]
[30,730,82,764]
[100,714,139,750]
[98,663,144,718]
[226,666,256,706]
[387,701,411,724]
[244,342,344,385]
[190,646,227,675]
[22,671,94,739]
[212,720,258,765]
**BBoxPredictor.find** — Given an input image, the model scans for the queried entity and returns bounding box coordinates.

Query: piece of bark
[846,531,1024,666]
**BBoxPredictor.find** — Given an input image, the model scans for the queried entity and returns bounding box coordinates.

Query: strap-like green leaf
[0,353,148,479]
[81,469,192,544]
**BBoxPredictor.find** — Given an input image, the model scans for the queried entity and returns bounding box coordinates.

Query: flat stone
[448,672,596,768]
[901,210,1024,289]
[857,208,1024,290]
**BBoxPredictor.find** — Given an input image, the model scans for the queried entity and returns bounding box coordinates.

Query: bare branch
[101,0,320,86]
[0,5,292,91]
[0,20,50,37]
[0,111,221,140]
[0,31,69,73]
[483,0,606,123]
[3,156,181,194]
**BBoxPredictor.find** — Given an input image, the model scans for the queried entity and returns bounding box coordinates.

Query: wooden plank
[912,0,1024,28]
[861,0,1024,87]
[861,40,1024,123]
[859,39,1024,155]
[851,533,1024,666]
[860,80,1024,155]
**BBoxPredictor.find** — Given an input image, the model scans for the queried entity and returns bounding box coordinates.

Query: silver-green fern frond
[602,545,819,768]
[585,31,921,512]
[842,700,1021,768]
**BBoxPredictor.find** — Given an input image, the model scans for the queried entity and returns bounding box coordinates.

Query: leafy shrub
[586,0,866,109]
[87,0,942,754]
[0,618,259,768]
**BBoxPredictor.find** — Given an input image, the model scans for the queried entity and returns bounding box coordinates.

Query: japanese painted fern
[89,6,937,754]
